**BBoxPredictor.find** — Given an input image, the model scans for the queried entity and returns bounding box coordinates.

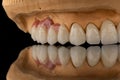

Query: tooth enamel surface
[48,46,58,64]
[70,23,86,45]
[102,45,118,68]
[37,45,48,64]
[31,26,37,41]
[86,23,100,44]
[117,23,120,43]
[47,26,57,45]
[58,24,69,44]
[118,45,120,62]
[87,46,100,67]
[70,46,86,68]
[58,47,70,66]
[100,20,118,44]
[37,26,47,44]
[31,45,38,60]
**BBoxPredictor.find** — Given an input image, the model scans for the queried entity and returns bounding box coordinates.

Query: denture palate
[31,45,119,69]
[30,17,120,45]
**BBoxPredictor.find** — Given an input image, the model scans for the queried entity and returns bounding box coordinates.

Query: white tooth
[37,45,48,64]
[100,20,118,44]
[58,47,70,66]
[70,46,86,68]
[47,27,57,45]
[30,26,37,41]
[37,26,47,44]
[87,46,100,67]
[31,45,38,60]
[70,23,86,45]
[48,46,58,64]
[102,45,118,68]
[86,23,100,44]
[58,24,69,44]
[117,23,120,43]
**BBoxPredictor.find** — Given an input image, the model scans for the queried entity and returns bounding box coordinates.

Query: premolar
[70,23,86,45]
[58,24,69,44]
[86,23,100,44]
[70,46,86,68]
[87,46,100,67]
[47,26,57,45]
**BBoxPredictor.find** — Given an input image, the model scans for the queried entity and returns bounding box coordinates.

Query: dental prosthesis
[2,0,120,80]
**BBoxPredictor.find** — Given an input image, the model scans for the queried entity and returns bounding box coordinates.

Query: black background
[0,1,35,80]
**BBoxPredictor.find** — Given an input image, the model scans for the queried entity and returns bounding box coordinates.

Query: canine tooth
[102,45,118,68]
[58,47,70,66]
[70,23,86,45]
[48,46,58,64]
[100,20,118,44]
[37,26,47,44]
[86,23,100,44]
[70,46,86,68]
[117,23,120,43]
[87,46,100,67]
[47,27,57,45]
[37,45,48,64]
[58,24,69,44]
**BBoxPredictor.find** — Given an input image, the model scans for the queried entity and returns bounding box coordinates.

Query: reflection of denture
[7,45,120,80]
[3,0,120,80]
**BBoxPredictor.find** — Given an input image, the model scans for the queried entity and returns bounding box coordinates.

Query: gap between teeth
[31,45,119,68]
[30,19,120,45]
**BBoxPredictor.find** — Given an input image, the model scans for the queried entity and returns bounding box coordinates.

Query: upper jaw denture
[3,0,120,80]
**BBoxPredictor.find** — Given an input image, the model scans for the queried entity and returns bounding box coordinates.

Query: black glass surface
[0,1,35,80]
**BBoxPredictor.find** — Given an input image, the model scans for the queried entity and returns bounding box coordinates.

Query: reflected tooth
[58,47,70,66]
[100,20,118,44]
[47,27,57,45]
[87,46,100,67]
[118,45,120,62]
[37,45,48,64]
[48,46,58,64]
[31,45,38,60]
[58,24,69,44]
[37,26,47,44]
[117,23,120,43]
[70,23,86,45]
[86,23,100,44]
[102,45,118,68]
[70,46,86,68]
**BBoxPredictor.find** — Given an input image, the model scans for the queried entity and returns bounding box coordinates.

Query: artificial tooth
[37,26,47,44]
[102,45,118,68]
[37,45,48,64]
[58,24,69,44]
[58,47,70,66]
[86,23,100,44]
[30,26,37,41]
[31,45,38,60]
[118,45,120,62]
[70,23,86,45]
[48,46,58,64]
[117,23,120,43]
[100,20,118,44]
[70,46,86,68]
[47,26,57,45]
[87,46,100,67]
